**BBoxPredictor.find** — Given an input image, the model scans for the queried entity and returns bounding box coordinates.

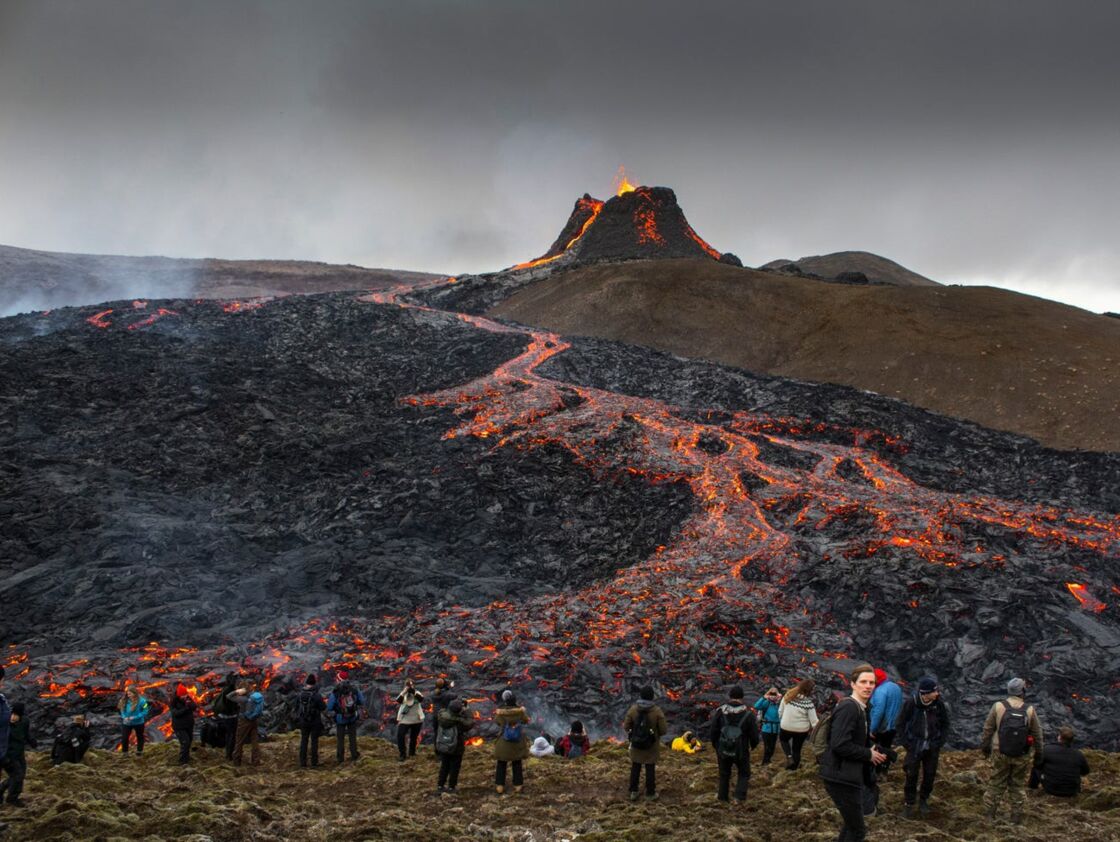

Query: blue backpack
[501,722,523,742]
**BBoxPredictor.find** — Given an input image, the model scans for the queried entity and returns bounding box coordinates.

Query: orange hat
[176,683,189,697]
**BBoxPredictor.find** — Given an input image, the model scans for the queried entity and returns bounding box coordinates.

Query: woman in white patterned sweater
[778,678,819,770]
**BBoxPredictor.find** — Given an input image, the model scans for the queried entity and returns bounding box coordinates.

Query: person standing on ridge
[169,682,197,765]
[117,685,151,755]
[211,673,240,761]
[435,698,473,794]
[229,679,265,767]
[753,686,782,766]
[869,668,903,776]
[327,670,365,763]
[493,689,530,794]
[898,675,950,818]
[710,685,760,803]
[624,686,668,802]
[0,667,10,798]
[294,674,326,768]
[429,677,456,752]
[0,702,36,807]
[779,678,818,770]
[980,677,1043,824]
[395,678,425,762]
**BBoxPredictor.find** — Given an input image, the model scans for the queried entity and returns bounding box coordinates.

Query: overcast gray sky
[2,0,1118,312]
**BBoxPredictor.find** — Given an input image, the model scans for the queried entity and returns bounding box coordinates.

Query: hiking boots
[629,791,640,802]
[903,803,915,819]
[645,792,660,802]
[513,785,523,794]
[495,785,505,795]
[1010,810,1024,825]
[919,799,931,817]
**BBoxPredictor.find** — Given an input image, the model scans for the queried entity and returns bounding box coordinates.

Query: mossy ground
[3,736,1117,841]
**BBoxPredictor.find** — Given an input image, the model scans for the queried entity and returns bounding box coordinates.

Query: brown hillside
[761,250,941,287]
[489,259,1120,453]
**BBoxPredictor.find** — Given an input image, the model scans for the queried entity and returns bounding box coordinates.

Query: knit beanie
[1007,677,1026,696]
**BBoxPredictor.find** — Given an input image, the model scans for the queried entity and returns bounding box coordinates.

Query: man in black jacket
[819,663,887,842]
[899,676,950,818]
[50,715,92,765]
[295,674,327,768]
[709,685,760,803]
[1029,726,1089,797]
[170,683,197,765]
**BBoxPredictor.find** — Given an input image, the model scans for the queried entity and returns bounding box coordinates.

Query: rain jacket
[818,697,873,788]
[898,690,950,753]
[557,732,591,757]
[119,696,151,726]
[624,700,667,765]
[227,690,265,721]
[5,717,37,759]
[753,696,782,735]
[710,703,760,760]
[494,705,530,762]
[327,683,367,725]
[671,734,703,754]
[870,679,903,735]
[436,707,474,756]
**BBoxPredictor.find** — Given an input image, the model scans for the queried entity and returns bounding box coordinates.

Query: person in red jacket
[556,721,591,758]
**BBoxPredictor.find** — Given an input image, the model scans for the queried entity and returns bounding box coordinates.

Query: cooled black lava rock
[719,252,743,267]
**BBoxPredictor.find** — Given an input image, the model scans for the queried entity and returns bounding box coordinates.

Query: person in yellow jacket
[671,731,704,754]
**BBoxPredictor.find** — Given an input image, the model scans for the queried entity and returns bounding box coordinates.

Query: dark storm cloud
[1,0,1118,311]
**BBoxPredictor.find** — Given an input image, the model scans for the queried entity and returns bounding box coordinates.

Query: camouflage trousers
[983,753,1032,815]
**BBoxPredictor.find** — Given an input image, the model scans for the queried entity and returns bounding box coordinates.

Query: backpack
[435,721,459,755]
[718,709,751,759]
[295,690,319,726]
[810,699,850,762]
[997,701,1031,757]
[629,708,657,750]
[566,736,584,759]
[212,689,236,717]
[336,684,357,720]
[501,721,523,742]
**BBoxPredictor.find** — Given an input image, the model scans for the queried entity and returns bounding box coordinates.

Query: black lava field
[1,280,1118,749]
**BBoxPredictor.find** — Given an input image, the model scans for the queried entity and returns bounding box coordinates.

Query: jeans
[717,755,750,801]
[629,762,656,795]
[121,723,145,754]
[761,731,779,764]
[439,753,464,788]
[495,759,524,787]
[780,728,809,768]
[336,721,359,762]
[824,780,867,842]
[299,724,321,766]
[903,747,940,803]
[174,727,193,764]
[397,721,422,758]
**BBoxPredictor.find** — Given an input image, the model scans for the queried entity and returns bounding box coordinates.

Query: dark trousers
[780,729,808,768]
[875,729,896,775]
[397,721,422,758]
[495,759,524,787]
[717,755,750,801]
[218,716,238,760]
[629,762,656,795]
[233,717,260,766]
[761,731,778,764]
[300,725,321,766]
[0,756,26,802]
[121,723,145,754]
[439,753,464,788]
[824,780,867,842]
[336,720,359,761]
[174,727,193,764]
[904,747,940,803]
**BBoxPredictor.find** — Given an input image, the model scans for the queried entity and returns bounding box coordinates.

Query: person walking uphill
[753,687,782,766]
[396,678,425,761]
[435,698,473,794]
[170,682,197,765]
[229,680,265,767]
[898,676,950,818]
[779,678,818,770]
[294,674,326,768]
[710,685,760,803]
[869,668,902,775]
[493,690,530,794]
[980,677,1043,824]
[0,702,36,807]
[118,685,151,755]
[624,686,668,802]
[327,671,365,763]
[819,663,888,842]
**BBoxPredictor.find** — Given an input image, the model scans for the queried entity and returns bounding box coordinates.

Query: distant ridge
[761,250,940,287]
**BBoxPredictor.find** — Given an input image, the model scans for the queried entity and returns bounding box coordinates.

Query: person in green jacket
[623,686,668,801]
[493,689,530,794]
[435,698,474,794]
[1,702,37,807]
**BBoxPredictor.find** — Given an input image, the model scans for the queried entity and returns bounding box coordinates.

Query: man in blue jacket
[327,670,366,763]
[870,668,903,775]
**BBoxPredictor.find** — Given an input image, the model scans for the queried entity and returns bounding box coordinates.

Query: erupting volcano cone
[517,185,738,270]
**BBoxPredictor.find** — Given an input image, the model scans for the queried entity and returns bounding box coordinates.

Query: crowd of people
[0,662,1096,838]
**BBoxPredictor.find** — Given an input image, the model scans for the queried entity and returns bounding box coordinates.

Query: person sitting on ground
[0,702,36,807]
[117,685,151,756]
[779,678,818,770]
[624,686,668,802]
[753,686,782,766]
[1029,726,1089,797]
[530,734,555,758]
[294,674,326,768]
[671,730,704,754]
[228,679,265,767]
[556,720,591,758]
[493,689,530,794]
[435,698,473,794]
[170,682,197,765]
[710,685,760,803]
[395,678,425,762]
[51,714,92,766]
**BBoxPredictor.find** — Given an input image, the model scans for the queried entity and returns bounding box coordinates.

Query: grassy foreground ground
[3,735,1117,841]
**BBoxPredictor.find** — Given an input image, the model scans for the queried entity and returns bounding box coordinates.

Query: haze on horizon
[1,0,1118,314]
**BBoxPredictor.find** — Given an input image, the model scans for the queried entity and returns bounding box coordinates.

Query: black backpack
[629,708,657,750]
[295,690,319,726]
[717,709,751,759]
[435,721,459,755]
[997,701,1031,757]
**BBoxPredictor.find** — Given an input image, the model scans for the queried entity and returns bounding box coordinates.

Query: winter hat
[729,686,744,700]
[336,670,350,683]
[640,686,654,701]
[304,674,317,687]
[1007,677,1026,696]
[501,689,516,705]
[918,676,938,694]
[570,720,584,734]
[449,699,464,714]
[175,683,189,697]
[11,701,25,716]
[873,668,888,686]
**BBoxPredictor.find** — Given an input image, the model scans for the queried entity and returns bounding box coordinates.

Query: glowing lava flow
[513,197,604,271]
